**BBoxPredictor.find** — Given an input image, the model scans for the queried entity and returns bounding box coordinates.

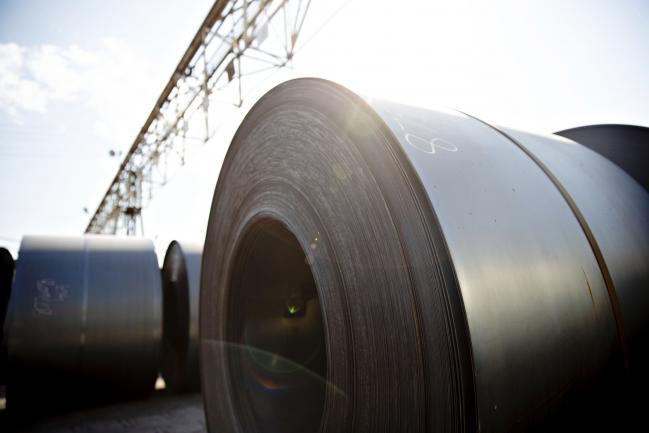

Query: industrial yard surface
[0,391,206,433]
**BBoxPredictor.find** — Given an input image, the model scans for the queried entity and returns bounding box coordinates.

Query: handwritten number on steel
[33,279,69,316]
[390,112,458,154]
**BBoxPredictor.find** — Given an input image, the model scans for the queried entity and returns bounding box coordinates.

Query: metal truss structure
[85,0,311,235]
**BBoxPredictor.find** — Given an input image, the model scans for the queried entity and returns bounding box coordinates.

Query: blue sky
[1,0,648,258]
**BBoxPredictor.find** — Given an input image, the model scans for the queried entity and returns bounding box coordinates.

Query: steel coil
[161,240,202,392]
[0,247,14,384]
[4,235,162,408]
[556,124,649,192]
[200,79,649,432]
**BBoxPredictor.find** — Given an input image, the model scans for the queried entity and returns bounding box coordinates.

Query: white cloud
[0,43,49,115]
[0,40,162,144]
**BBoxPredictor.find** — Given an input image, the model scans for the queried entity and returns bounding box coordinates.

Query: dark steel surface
[556,124,649,191]
[0,248,12,326]
[200,78,648,432]
[161,241,202,392]
[0,247,14,384]
[4,235,162,408]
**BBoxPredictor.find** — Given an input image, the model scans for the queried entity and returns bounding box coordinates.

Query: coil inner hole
[228,218,326,433]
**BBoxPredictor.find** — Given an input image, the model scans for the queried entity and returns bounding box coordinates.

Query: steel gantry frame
[85,0,312,235]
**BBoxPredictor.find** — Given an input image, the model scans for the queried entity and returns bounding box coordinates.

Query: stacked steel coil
[161,240,202,392]
[4,235,162,408]
[200,79,649,432]
[557,124,649,192]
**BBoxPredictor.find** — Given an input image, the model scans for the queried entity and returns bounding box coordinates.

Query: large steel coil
[4,235,162,408]
[161,240,202,392]
[556,124,649,192]
[200,79,649,432]
[0,247,14,384]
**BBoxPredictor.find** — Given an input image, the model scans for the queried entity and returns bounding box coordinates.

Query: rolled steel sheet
[4,235,162,408]
[200,79,649,432]
[0,247,14,384]
[501,127,649,373]
[161,240,202,392]
[556,124,649,192]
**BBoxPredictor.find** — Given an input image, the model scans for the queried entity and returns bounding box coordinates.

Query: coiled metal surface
[200,79,649,432]
[4,235,162,408]
[161,240,202,392]
[556,124,649,192]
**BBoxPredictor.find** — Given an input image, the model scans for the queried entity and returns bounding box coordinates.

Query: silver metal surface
[4,235,162,407]
[161,241,202,392]
[200,78,648,432]
[371,101,623,431]
[503,127,649,372]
